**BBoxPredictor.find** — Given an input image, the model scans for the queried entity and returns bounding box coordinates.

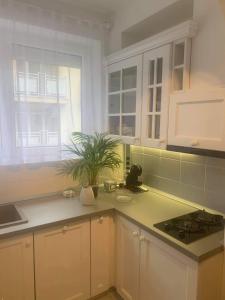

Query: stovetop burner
[154,210,224,244]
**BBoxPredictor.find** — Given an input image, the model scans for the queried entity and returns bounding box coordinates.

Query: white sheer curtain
[0,0,105,165]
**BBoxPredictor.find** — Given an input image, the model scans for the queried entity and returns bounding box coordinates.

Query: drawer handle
[140,235,149,242]
[62,225,69,232]
[139,235,145,241]
[25,241,31,248]
[132,231,139,237]
[191,139,199,146]
[97,216,104,224]
[159,138,165,144]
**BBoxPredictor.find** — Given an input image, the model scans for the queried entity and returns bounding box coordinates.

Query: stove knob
[164,223,171,231]
[178,230,185,239]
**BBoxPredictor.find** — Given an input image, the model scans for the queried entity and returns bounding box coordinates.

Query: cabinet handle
[62,225,69,232]
[139,235,145,241]
[97,216,104,224]
[25,241,31,248]
[191,139,199,146]
[132,231,139,237]
[140,235,149,242]
[159,138,165,144]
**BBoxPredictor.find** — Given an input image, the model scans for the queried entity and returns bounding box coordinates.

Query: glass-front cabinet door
[107,55,142,144]
[141,45,171,148]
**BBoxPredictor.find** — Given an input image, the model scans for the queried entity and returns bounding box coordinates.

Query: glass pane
[122,116,135,136]
[149,60,155,85]
[156,87,162,112]
[174,43,185,66]
[173,68,183,91]
[157,58,163,84]
[108,71,121,92]
[148,116,152,138]
[122,66,137,90]
[109,116,120,135]
[122,91,136,113]
[155,115,160,139]
[149,88,154,112]
[108,94,120,114]
[28,62,40,73]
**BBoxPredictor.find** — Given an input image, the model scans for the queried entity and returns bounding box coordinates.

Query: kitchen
[0,0,225,299]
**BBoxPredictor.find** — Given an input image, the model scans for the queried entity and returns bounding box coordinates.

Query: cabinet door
[141,45,171,148]
[168,89,225,151]
[116,215,140,300]
[107,55,142,145]
[91,214,115,297]
[34,220,90,300]
[139,230,198,300]
[0,233,34,300]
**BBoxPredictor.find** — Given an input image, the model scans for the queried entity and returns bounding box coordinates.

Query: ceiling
[58,0,131,15]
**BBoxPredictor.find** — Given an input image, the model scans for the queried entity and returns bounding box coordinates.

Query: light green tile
[181,153,206,165]
[143,147,161,156]
[206,156,225,169]
[181,162,205,188]
[130,145,143,154]
[158,157,180,181]
[131,153,144,166]
[147,175,181,196]
[178,182,205,205]
[142,154,160,176]
[205,190,225,213]
[205,166,225,193]
[161,149,181,160]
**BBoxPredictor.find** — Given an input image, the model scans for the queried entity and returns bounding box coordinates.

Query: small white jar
[80,186,95,206]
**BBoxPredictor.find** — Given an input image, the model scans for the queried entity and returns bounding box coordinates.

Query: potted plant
[59,132,122,205]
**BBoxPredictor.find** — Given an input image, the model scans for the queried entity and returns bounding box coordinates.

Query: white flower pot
[80,186,95,206]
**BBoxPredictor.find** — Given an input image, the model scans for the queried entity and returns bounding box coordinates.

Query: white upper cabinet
[172,38,191,92]
[0,233,35,300]
[107,55,142,145]
[168,89,225,151]
[106,21,197,148]
[141,45,171,148]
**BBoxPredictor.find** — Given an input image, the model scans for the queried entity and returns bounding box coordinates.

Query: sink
[0,204,28,229]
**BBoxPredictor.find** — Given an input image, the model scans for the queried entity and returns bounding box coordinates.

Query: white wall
[191,0,225,89]
[109,0,225,88]
[108,0,178,53]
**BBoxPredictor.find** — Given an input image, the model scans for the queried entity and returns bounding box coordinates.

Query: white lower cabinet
[34,219,90,300]
[116,215,223,300]
[116,215,140,300]
[0,233,35,300]
[139,230,198,300]
[91,214,115,297]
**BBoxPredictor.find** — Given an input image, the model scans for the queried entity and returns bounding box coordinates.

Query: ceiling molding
[106,20,198,65]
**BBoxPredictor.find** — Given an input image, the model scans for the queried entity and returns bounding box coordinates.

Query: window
[0,45,82,165]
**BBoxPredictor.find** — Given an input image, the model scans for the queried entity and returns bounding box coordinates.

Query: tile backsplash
[131,146,225,213]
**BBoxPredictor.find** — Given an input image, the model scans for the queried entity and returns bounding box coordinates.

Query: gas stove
[154,210,224,244]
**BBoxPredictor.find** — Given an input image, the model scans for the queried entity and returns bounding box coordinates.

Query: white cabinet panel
[168,89,225,151]
[34,220,90,300]
[91,214,115,297]
[139,230,198,300]
[141,45,171,148]
[0,233,34,300]
[116,216,140,300]
[107,55,142,145]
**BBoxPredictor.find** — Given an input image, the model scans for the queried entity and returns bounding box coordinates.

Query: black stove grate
[154,210,224,244]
